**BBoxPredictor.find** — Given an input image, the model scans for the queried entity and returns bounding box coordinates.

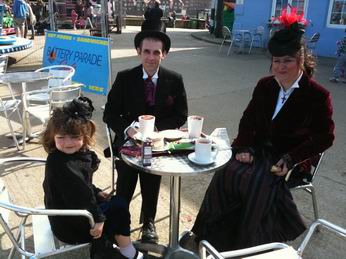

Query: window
[271,0,307,17]
[327,0,346,27]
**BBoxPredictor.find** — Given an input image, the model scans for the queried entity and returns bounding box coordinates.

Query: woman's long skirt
[192,152,306,251]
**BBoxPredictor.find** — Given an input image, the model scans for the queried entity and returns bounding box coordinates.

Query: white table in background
[0,71,52,149]
[233,29,252,54]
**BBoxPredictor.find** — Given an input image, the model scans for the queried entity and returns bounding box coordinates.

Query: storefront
[226,0,346,57]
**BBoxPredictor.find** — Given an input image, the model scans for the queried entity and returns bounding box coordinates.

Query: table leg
[21,82,33,150]
[169,175,180,248]
[164,176,199,259]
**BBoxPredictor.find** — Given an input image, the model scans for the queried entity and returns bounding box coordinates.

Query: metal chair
[23,84,82,143]
[286,152,324,221]
[105,124,117,194]
[0,55,22,150]
[27,65,76,103]
[307,32,320,56]
[248,25,265,54]
[0,157,94,259]
[219,26,242,56]
[199,219,346,259]
[0,54,8,74]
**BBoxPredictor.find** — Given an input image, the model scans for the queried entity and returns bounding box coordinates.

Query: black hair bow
[63,96,95,121]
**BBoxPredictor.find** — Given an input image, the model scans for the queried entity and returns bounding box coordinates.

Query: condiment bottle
[142,138,152,166]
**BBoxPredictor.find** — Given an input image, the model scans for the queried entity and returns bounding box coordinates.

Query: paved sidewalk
[1,27,345,258]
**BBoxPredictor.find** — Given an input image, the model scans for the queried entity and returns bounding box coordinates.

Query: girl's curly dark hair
[41,97,96,153]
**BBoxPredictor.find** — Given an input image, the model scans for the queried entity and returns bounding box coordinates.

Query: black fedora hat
[134,20,171,53]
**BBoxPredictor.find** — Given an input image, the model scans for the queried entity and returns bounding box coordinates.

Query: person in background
[183,8,335,253]
[33,0,45,23]
[223,0,235,31]
[12,0,28,37]
[144,1,163,22]
[103,19,188,244]
[42,97,143,259]
[329,29,346,83]
[24,0,36,39]
[71,9,78,30]
[75,0,84,18]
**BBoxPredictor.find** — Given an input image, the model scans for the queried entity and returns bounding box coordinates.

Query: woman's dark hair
[41,97,96,153]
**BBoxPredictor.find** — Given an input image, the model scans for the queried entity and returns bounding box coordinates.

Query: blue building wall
[232,0,343,57]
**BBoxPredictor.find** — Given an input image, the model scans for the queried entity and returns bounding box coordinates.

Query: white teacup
[194,138,218,163]
[139,115,155,138]
[188,115,204,139]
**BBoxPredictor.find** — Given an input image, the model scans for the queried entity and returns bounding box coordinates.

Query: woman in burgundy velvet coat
[189,17,335,252]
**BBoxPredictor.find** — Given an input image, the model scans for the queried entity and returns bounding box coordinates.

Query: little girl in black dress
[42,97,143,259]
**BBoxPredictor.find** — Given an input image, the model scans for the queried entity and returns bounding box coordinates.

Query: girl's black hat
[63,96,94,121]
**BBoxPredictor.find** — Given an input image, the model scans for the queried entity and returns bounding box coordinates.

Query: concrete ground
[0,27,345,258]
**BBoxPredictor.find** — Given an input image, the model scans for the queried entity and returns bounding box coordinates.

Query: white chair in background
[0,55,22,150]
[27,65,76,103]
[0,158,94,259]
[0,54,8,74]
[307,32,320,56]
[22,84,82,143]
[199,219,346,259]
[219,26,243,56]
[248,25,265,54]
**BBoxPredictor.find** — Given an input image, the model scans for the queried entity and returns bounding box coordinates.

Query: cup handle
[211,144,219,160]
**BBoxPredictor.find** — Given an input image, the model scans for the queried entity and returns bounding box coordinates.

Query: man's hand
[235,152,253,164]
[97,191,111,202]
[271,158,288,176]
[90,222,104,239]
[126,127,139,139]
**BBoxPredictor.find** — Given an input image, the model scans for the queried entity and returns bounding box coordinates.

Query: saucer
[188,152,215,165]
[159,129,186,141]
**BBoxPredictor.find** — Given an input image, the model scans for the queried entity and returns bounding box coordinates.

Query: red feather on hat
[276,7,308,28]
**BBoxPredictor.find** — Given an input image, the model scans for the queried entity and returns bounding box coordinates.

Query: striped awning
[0,38,33,55]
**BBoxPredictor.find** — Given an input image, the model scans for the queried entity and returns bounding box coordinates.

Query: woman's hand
[90,222,104,239]
[236,152,253,164]
[272,158,289,176]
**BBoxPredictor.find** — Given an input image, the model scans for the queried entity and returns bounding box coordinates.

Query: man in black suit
[144,2,163,22]
[103,19,188,243]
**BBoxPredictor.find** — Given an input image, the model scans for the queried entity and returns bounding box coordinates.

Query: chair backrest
[309,32,320,43]
[0,55,8,75]
[199,219,346,259]
[35,65,75,88]
[309,152,324,182]
[222,26,232,40]
[255,26,265,35]
[0,157,94,258]
[49,84,82,112]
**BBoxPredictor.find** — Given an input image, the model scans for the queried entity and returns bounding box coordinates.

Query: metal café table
[0,72,52,149]
[233,29,252,54]
[122,144,232,258]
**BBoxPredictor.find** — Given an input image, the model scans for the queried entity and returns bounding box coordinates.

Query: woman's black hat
[268,8,307,57]
[134,19,171,53]
[268,22,304,57]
